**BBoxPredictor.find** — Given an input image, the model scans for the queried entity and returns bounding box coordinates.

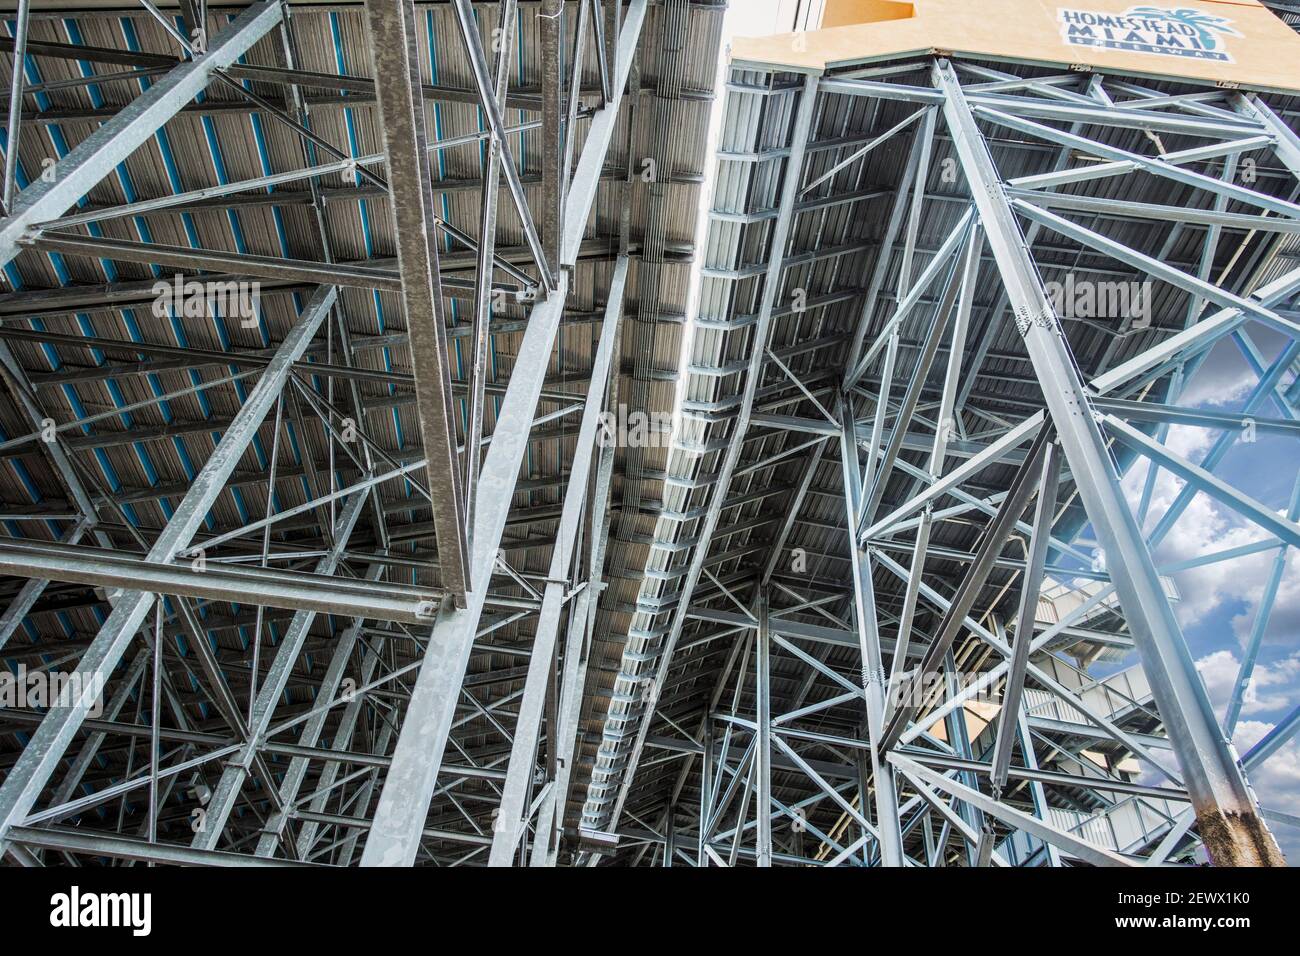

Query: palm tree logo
[1126,7,1241,52]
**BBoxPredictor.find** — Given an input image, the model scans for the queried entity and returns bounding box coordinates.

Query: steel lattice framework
[0,0,1297,868]
[0,0,721,867]
[574,9,1300,867]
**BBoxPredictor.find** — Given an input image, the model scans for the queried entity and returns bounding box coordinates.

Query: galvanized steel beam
[935,59,1283,867]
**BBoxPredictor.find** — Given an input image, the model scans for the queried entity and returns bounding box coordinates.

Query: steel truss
[0,0,720,866]
[577,53,1300,866]
[1,2,1298,869]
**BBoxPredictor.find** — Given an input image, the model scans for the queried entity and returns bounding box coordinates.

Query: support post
[935,58,1283,866]
[361,0,469,601]
[838,400,905,866]
[488,255,627,865]
[358,0,648,866]
[977,442,1060,865]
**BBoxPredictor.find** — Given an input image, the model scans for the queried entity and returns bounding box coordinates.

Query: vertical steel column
[537,330,624,866]
[0,284,337,854]
[1016,708,1061,868]
[540,0,564,281]
[359,1,648,866]
[888,227,982,686]
[534,398,621,866]
[450,0,552,290]
[974,444,1058,867]
[838,402,904,866]
[698,719,713,866]
[658,809,672,866]
[466,0,519,531]
[362,0,469,602]
[842,113,931,383]
[992,444,1059,791]
[358,272,571,867]
[861,222,969,524]
[488,255,628,865]
[561,0,647,267]
[935,58,1283,866]
[2,0,30,214]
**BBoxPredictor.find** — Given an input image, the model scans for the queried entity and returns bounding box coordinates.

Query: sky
[696,0,1300,861]
[1120,330,1300,862]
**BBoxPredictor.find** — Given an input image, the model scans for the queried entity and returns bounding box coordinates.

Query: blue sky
[1119,325,1300,862]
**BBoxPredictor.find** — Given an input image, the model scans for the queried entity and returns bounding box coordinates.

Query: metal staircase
[989,661,1183,864]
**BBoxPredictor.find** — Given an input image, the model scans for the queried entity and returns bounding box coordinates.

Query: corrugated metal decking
[0,0,724,866]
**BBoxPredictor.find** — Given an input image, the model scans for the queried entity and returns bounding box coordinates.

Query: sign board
[732,0,1300,93]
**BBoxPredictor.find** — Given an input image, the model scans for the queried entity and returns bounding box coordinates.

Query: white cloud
[1232,720,1300,807]
[1118,424,1296,643]
[1229,547,1300,647]
[1196,649,1300,720]
[1175,354,1255,408]
[1113,372,1300,860]
[1122,449,1262,625]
